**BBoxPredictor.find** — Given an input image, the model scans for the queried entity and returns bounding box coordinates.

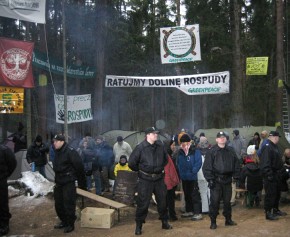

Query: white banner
[0,0,46,24]
[106,71,230,95]
[54,94,93,124]
[160,25,201,64]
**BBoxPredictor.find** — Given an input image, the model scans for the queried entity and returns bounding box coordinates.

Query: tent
[8,150,55,182]
[101,130,168,149]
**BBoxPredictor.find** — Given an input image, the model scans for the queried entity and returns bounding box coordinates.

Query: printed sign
[54,94,93,124]
[246,57,268,75]
[0,0,46,24]
[160,25,201,64]
[106,71,230,95]
[0,86,24,113]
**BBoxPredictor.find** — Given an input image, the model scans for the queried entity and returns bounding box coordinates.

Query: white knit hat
[247,145,256,155]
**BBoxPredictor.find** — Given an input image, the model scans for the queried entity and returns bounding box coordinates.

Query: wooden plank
[76,188,126,209]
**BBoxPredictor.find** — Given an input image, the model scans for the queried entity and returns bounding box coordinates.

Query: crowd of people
[1,126,290,236]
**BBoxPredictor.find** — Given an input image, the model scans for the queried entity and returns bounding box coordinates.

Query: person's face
[53,140,64,150]
[96,139,102,144]
[170,142,176,152]
[36,141,41,146]
[270,136,280,144]
[216,136,226,146]
[147,132,158,143]
[261,132,267,139]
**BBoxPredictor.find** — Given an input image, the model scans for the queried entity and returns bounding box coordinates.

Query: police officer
[0,144,17,236]
[129,127,172,235]
[203,131,240,230]
[52,134,86,233]
[260,131,287,220]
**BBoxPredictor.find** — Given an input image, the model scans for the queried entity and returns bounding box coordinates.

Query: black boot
[161,220,172,230]
[63,224,74,233]
[225,218,237,226]
[265,211,279,220]
[0,225,9,236]
[135,222,142,235]
[210,218,217,230]
[273,208,287,216]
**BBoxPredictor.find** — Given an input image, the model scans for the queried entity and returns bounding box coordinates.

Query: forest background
[0,0,289,145]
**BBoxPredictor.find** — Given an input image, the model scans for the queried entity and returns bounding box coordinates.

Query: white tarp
[106,71,230,95]
[0,0,46,24]
[160,25,201,64]
[54,94,93,124]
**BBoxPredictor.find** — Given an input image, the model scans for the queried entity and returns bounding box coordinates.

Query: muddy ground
[7,192,290,237]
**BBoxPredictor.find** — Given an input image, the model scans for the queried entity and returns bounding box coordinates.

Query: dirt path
[8,194,290,237]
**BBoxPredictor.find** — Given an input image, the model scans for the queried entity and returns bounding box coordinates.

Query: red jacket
[164,156,180,190]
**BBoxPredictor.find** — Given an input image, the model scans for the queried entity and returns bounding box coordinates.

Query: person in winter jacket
[240,145,263,208]
[203,131,240,230]
[129,127,172,235]
[26,135,49,178]
[197,136,211,213]
[52,134,86,233]
[281,148,290,203]
[94,136,115,192]
[0,144,17,236]
[80,140,102,195]
[260,131,287,220]
[177,133,203,221]
[113,136,133,163]
[164,140,180,221]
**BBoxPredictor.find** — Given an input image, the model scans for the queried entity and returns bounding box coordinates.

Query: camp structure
[101,130,168,149]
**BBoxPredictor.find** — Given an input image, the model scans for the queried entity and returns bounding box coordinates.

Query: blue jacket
[94,141,114,167]
[177,146,202,181]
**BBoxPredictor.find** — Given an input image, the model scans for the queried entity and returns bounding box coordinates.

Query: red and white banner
[0,0,46,24]
[0,37,34,88]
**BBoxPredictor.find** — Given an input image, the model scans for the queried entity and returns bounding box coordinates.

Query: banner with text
[246,57,268,75]
[0,0,46,24]
[54,94,93,124]
[160,25,201,64]
[0,86,24,113]
[32,50,96,79]
[106,71,230,95]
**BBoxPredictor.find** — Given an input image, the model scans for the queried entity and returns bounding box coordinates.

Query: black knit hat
[180,134,191,143]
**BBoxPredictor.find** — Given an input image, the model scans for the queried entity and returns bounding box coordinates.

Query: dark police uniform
[129,138,169,234]
[203,143,240,228]
[260,138,285,219]
[0,145,17,236]
[53,140,86,231]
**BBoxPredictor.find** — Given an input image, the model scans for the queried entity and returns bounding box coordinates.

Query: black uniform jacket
[129,140,168,180]
[53,142,86,188]
[203,144,240,184]
[0,145,17,181]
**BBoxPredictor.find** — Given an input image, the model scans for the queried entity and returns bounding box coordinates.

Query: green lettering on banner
[188,87,221,93]
[67,109,92,122]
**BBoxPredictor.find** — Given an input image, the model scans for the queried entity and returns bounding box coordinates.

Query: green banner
[32,50,96,79]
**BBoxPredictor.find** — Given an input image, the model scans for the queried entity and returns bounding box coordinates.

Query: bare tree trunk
[94,0,108,134]
[230,0,244,127]
[275,0,284,127]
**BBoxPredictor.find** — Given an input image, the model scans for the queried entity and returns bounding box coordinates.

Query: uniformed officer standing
[0,144,16,236]
[203,132,240,230]
[260,131,287,220]
[52,134,86,233]
[129,127,172,235]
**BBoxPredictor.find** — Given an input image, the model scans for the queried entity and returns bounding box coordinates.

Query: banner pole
[62,0,68,142]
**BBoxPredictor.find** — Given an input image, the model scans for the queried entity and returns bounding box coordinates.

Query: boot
[273,208,287,216]
[161,220,172,230]
[210,218,217,230]
[266,211,279,220]
[135,222,142,235]
[63,224,74,233]
[0,225,9,236]
[225,218,237,226]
